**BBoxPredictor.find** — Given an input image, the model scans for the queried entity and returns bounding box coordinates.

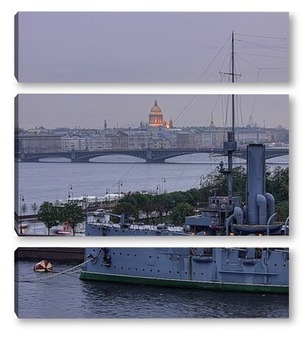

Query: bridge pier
[71,158,90,163]
[19,158,40,162]
[146,158,165,163]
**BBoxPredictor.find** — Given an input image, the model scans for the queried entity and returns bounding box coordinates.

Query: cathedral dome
[149,100,164,127]
[150,100,162,114]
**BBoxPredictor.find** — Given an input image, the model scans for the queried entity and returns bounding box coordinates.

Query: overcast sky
[17,94,289,130]
[15,12,289,83]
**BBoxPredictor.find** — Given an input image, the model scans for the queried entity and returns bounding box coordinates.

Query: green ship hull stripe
[79,271,288,294]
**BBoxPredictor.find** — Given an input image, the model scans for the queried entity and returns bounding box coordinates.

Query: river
[15,259,289,318]
[16,153,288,213]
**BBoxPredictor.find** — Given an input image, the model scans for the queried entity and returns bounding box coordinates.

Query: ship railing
[86,219,184,233]
[130,224,184,232]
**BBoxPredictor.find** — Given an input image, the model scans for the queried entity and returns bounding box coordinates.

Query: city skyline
[17,94,289,130]
[15,12,289,83]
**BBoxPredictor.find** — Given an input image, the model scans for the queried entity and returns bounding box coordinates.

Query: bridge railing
[17,147,289,163]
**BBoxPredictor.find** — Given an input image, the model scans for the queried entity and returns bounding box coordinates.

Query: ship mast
[221,31,237,203]
[231,30,235,135]
[228,30,236,201]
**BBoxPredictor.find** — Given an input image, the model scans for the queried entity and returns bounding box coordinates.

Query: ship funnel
[246,144,266,224]
[231,143,280,235]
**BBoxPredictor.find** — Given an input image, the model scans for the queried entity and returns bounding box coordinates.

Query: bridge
[16,147,289,163]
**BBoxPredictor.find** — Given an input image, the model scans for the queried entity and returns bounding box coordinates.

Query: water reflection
[80,279,289,318]
[16,261,289,318]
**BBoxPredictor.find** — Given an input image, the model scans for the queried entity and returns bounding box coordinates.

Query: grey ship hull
[80,247,289,294]
[85,222,186,236]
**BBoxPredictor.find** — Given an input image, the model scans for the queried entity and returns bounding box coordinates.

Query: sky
[15,12,289,83]
[17,94,289,129]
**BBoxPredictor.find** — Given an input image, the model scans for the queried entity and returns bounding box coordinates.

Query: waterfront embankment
[15,247,85,263]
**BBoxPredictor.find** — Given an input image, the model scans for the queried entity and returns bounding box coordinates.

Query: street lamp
[19,195,25,235]
[161,177,166,194]
[118,181,123,199]
[68,184,73,202]
[106,188,111,203]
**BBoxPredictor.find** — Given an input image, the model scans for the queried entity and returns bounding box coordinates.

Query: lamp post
[161,177,166,194]
[68,184,73,202]
[118,181,123,200]
[19,195,25,234]
[106,188,111,203]
[156,184,161,195]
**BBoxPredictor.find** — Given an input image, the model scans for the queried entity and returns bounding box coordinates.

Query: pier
[15,247,85,263]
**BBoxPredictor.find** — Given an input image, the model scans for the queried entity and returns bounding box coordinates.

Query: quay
[15,247,85,263]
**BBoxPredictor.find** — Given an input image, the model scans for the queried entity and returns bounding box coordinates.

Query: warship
[80,247,289,293]
[80,32,289,293]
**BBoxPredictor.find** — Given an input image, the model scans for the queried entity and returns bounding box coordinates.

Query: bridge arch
[18,147,289,163]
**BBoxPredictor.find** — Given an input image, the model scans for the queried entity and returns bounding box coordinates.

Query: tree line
[36,165,289,231]
[37,202,84,235]
[113,165,289,225]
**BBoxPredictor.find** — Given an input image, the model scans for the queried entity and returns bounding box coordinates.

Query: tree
[171,203,194,226]
[37,201,59,235]
[200,166,246,201]
[113,202,138,220]
[126,193,155,223]
[266,166,289,221]
[31,202,39,215]
[267,166,289,203]
[20,203,27,216]
[58,202,84,236]
[31,202,39,234]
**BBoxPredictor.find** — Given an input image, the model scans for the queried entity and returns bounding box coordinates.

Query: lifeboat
[33,260,53,272]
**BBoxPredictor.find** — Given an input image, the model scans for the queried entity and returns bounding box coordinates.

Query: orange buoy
[34,260,53,272]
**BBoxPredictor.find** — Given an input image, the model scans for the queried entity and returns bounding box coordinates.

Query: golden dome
[149,100,164,127]
[150,100,162,114]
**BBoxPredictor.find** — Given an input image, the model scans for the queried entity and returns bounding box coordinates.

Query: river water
[16,154,288,213]
[15,260,289,318]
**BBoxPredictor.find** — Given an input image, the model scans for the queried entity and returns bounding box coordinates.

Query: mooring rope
[19,257,94,283]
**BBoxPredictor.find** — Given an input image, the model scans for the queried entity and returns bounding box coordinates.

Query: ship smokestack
[246,144,266,224]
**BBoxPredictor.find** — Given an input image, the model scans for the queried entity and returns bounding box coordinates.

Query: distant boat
[18,223,29,234]
[51,222,72,235]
